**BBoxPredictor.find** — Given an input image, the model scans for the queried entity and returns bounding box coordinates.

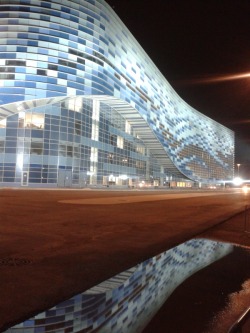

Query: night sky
[105,0,250,178]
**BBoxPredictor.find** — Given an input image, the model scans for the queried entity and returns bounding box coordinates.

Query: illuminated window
[136,145,145,155]
[67,97,83,112]
[0,118,6,128]
[90,147,98,162]
[91,122,99,141]
[117,136,124,149]
[92,100,100,120]
[125,120,131,134]
[108,154,114,163]
[18,115,24,128]
[22,113,44,129]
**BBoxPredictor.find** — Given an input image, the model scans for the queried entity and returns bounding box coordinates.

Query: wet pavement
[0,188,250,332]
[142,246,250,333]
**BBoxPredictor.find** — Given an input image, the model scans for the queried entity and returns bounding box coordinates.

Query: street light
[237,163,241,177]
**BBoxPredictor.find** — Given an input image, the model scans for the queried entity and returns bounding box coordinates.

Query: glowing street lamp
[233,177,243,186]
[237,163,241,177]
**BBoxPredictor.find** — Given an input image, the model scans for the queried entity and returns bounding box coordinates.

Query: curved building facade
[0,0,234,188]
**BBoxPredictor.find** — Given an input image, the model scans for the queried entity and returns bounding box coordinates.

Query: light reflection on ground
[142,246,250,333]
[205,263,250,333]
[3,239,232,333]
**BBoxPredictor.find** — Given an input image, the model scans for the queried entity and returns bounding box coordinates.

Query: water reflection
[4,239,233,333]
[205,278,250,333]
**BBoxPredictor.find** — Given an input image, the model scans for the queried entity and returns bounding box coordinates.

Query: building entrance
[58,170,72,188]
[21,172,29,186]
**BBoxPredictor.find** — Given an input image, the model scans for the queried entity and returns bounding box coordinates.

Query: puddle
[204,273,250,333]
[4,239,233,333]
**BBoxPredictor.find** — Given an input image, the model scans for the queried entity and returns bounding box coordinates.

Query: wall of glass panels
[0,97,167,187]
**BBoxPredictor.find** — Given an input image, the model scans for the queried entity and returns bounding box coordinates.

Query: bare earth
[0,188,249,332]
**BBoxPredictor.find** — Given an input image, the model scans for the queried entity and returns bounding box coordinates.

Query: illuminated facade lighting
[0,0,234,188]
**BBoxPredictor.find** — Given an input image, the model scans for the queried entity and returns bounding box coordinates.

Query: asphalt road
[0,188,250,331]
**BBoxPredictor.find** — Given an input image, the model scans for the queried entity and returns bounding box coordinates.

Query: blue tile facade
[4,239,233,333]
[0,0,234,186]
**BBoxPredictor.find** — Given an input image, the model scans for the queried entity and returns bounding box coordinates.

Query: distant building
[0,0,234,188]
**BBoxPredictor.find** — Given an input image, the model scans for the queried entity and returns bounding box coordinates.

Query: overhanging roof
[0,95,187,179]
[88,96,187,178]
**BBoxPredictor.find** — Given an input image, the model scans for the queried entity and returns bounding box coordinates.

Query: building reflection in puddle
[4,238,233,333]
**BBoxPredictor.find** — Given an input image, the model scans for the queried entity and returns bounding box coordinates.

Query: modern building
[0,0,234,188]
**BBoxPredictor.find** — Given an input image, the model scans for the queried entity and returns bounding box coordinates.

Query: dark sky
[106,0,250,178]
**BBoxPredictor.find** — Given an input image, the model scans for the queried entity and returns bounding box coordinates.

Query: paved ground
[0,188,250,332]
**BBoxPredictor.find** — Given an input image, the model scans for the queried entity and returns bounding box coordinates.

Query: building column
[89,100,100,185]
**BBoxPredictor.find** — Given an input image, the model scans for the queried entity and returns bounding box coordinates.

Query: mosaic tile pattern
[0,0,234,182]
[4,239,233,333]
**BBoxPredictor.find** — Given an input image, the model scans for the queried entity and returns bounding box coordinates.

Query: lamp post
[237,163,241,177]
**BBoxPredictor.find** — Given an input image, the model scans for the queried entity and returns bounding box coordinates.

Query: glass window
[136,145,145,155]
[22,113,45,129]
[30,141,43,155]
[0,118,6,128]
[125,120,131,134]
[67,145,73,157]
[0,140,4,152]
[90,147,98,162]
[110,134,116,146]
[91,122,99,141]
[59,144,66,157]
[117,136,124,149]
[75,120,81,135]
[74,146,80,158]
